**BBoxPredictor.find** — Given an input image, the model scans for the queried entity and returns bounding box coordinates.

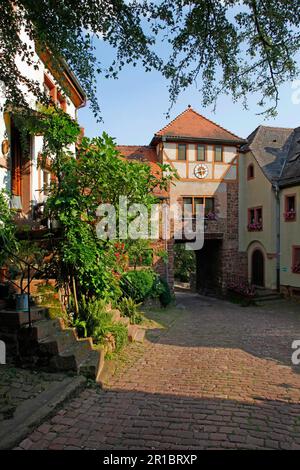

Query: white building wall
[0,27,79,212]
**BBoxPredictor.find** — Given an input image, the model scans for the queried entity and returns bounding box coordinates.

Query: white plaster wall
[280,187,300,288]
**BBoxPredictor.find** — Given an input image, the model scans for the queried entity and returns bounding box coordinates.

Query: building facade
[0,28,86,224]
[239,125,300,298]
[118,107,248,293]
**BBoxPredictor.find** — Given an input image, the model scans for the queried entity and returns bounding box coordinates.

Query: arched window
[247,164,254,180]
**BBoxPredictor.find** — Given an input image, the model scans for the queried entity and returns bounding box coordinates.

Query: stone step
[79,348,105,382]
[255,295,282,303]
[110,308,121,323]
[127,324,139,342]
[255,294,281,300]
[49,339,92,372]
[119,316,130,327]
[134,328,146,343]
[31,318,65,341]
[127,324,145,343]
[38,328,77,355]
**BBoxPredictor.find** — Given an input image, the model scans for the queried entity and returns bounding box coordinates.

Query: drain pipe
[273,183,281,292]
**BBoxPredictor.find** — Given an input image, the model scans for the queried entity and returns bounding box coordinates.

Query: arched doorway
[251,249,265,287]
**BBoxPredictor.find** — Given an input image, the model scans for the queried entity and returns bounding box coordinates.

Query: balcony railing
[174,216,225,240]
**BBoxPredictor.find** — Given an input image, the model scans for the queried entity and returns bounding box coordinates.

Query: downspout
[273,182,281,292]
[161,137,169,285]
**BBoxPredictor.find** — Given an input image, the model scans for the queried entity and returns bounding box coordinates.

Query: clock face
[194,163,209,179]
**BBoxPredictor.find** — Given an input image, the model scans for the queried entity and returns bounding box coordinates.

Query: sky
[78,45,300,146]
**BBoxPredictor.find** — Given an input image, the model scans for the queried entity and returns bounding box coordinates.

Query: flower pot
[15,293,29,312]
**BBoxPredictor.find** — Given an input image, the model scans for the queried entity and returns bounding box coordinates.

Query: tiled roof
[116,145,157,163]
[242,126,294,182]
[117,145,168,198]
[153,107,244,143]
[279,127,300,187]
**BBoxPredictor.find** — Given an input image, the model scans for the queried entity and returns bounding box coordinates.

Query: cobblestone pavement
[0,367,67,422]
[17,293,300,450]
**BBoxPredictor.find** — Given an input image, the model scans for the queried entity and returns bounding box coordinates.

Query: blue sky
[78,45,300,146]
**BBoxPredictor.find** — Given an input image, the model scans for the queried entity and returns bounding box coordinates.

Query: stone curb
[0,375,86,450]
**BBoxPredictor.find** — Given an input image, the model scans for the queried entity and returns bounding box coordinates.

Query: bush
[118,297,143,324]
[120,269,157,302]
[174,243,195,282]
[157,277,173,308]
[0,190,19,266]
[120,270,173,307]
[74,296,128,353]
[107,323,128,352]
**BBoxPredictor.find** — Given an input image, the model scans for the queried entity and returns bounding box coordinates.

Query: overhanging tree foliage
[0,1,299,118]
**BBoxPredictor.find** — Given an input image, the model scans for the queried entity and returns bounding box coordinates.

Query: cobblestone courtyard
[18,293,300,450]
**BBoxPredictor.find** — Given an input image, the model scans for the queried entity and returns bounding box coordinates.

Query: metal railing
[0,238,47,328]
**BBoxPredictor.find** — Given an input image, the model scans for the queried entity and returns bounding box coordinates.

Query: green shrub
[0,190,19,266]
[120,269,157,302]
[118,297,143,324]
[107,323,128,352]
[120,270,173,307]
[77,296,111,338]
[74,296,128,353]
[174,243,196,282]
[156,277,173,308]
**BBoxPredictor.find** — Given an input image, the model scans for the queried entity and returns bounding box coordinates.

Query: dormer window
[247,164,255,180]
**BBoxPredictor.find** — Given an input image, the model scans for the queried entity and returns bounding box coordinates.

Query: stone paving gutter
[0,366,86,450]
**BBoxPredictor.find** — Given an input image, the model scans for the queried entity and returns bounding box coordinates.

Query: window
[182,196,215,218]
[178,144,187,161]
[44,75,67,111]
[247,164,255,180]
[57,91,67,112]
[284,195,296,221]
[197,144,206,161]
[44,74,56,102]
[214,145,223,162]
[205,197,215,215]
[248,207,263,231]
[292,246,300,274]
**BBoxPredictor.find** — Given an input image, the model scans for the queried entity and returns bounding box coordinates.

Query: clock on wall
[194,163,209,179]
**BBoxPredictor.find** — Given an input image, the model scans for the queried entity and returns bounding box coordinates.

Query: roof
[117,145,168,198]
[242,126,294,182]
[279,127,300,187]
[116,145,157,163]
[151,106,244,144]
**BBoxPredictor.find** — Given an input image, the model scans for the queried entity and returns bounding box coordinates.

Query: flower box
[284,210,296,221]
[247,223,263,232]
[205,211,217,221]
[292,263,300,274]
